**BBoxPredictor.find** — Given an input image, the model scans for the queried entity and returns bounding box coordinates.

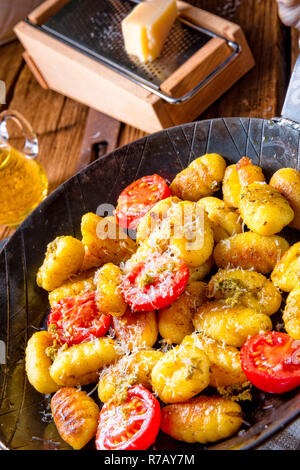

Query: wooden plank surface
[0,0,299,241]
[198,0,290,119]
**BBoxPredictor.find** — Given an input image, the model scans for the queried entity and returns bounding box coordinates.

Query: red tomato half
[122,254,189,311]
[47,292,111,346]
[95,385,161,450]
[115,174,171,230]
[240,331,300,394]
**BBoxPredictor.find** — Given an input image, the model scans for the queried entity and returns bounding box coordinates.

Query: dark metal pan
[0,54,300,450]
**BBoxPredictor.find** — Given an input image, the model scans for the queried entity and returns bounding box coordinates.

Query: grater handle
[281,54,300,125]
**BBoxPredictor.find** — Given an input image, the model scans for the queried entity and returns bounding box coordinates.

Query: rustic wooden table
[0,0,299,241]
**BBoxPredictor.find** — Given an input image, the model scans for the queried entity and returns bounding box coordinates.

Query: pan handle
[281,54,300,126]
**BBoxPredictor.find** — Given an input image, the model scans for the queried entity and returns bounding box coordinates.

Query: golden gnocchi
[283,285,300,339]
[270,168,300,231]
[170,153,226,201]
[208,268,282,315]
[136,196,181,245]
[197,196,242,242]
[182,333,247,388]
[158,281,207,344]
[161,396,242,444]
[214,231,289,274]
[271,241,300,292]
[51,387,99,450]
[37,236,85,291]
[51,387,100,450]
[222,157,265,209]
[193,300,272,347]
[188,255,214,282]
[25,331,59,394]
[151,340,210,403]
[98,349,163,402]
[81,213,136,266]
[48,269,96,307]
[112,308,158,351]
[168,201,214,267]
[49,337,121,386]
[94,263,126,317]
[239,182,294,236]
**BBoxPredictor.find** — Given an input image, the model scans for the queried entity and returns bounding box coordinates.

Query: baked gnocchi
[197,196,242,242]
[112,308,158,351]
[214,231,289,274]
[81,213,136,266]
[208,268,282,315]
[48,269,96,307]
[94,263,126,317]
[27,151,300,450]
[188,255,214,282]
[98,349,163,402]
[37,236,85,291]
[49,337,121,386]
[170,153,226,201]
[283,285,300,339]
[168,201,214,267]
[51,387,99,450]
[239,182,294,235]
[222,157,265,209]
[161,396,242,444]
[193,300,272,347]
[136,196,181,245]
[270,168,300,230]
[25,331,59,394]
[158,281,207,344]
[271,241,300,291]
[182,333,248,388]
[151,340,210,403]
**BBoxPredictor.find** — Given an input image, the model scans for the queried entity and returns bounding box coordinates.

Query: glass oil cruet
[0,109,48,227]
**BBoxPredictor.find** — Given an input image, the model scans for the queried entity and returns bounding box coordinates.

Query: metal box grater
[15,0,255,132]
[41,0,239,103]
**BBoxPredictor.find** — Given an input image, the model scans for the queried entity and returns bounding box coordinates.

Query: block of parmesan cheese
[121,0,177,63]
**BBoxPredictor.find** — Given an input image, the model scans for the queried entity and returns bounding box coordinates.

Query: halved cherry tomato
[47,292,111,346]
[240,331,300,394]
[122,254,189,311]
[95,385,161,450]
[115,174,171,230]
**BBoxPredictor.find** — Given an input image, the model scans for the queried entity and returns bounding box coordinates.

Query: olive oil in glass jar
[0,110,48,227]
